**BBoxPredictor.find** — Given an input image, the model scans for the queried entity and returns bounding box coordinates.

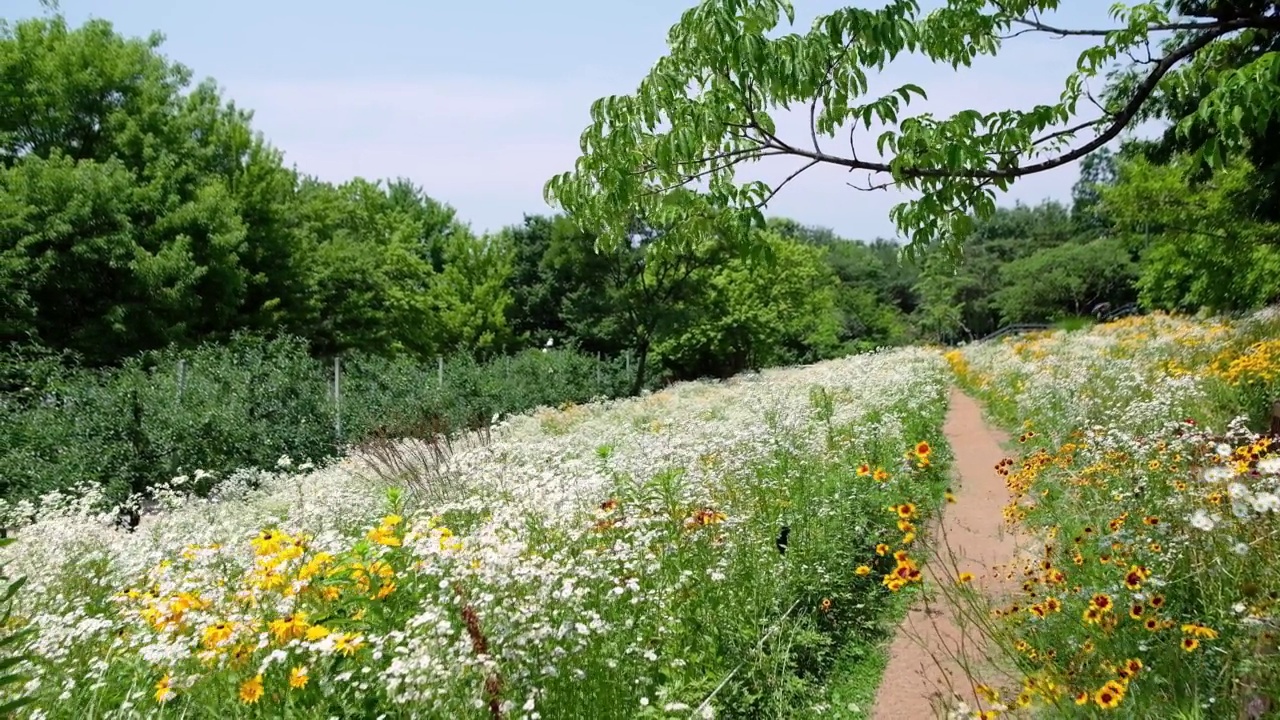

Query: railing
[970,303,1146,345]
[974,323,1052,344]
[1101,302,1141,322]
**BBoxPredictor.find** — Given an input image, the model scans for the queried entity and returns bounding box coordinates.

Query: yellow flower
[304,625,331,641]
[289,665,309,690]
[1181,623,1219,639]
[239,674,264,704]
[957,572,975,584]
[269,612,311,644]
[154,674,175,703]
[334,633,363,656]
[855,565,871,576]
[202,621,235,650]
[1094,680,1125,709]
[250,528,291,557]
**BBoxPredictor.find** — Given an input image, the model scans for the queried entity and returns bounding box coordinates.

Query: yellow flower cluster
[1211,338,1280,386]
[115,514,419,707]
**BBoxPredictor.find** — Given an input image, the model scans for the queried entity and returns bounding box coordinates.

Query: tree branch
[728,21,1237,182]
[1004,14,1280,38]
[754,159,819,209]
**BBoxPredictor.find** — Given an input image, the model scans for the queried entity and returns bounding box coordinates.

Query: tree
[1101,154,1280,312]
[767,218,911,348]
[993,237,1138,323]
[544,1,1280,253]
[1071,148,1119,234]
[0,15,303,363]
[654,230,842,378]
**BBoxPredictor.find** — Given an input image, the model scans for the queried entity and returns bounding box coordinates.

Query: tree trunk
[630,340,650,395]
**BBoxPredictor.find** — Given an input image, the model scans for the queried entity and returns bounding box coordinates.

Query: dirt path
[870,388,1026,720]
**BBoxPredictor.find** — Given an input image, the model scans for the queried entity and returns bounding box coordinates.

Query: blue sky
[6,1,1142,241]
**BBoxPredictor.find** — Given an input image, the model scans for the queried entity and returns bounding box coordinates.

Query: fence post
[437,356,444,386]
[333,356,342,441]
[176,359,187,403]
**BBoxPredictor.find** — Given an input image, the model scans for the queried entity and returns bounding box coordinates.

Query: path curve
[871,388,1025,720]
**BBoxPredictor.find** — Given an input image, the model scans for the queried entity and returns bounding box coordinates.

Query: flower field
[947,309,1280,718]
[0,347,951,719]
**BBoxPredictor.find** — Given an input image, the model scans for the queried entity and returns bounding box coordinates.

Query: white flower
[664,702,692,712]
[1204,466,1233,483]
[1252,493,1280,513]
[1216,443,1233,459]
[1234,543,1251,556]
[640,697,650,707]
[1228,482,1251,499]
[1189,509,1217,531]
[1258,457,1280,475]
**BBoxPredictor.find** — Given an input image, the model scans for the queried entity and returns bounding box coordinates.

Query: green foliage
[545,1,1271,253]
[0,337,633,504]
[654,230,843,378]
[1102,154,1280,313]
[0,539,33,716]
[993,237,1139,324]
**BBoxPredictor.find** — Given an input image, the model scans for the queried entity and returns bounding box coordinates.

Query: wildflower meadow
[943,309,1280,718]
[0,347,952,719]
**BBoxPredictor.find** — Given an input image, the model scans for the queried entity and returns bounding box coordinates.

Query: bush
[0,337,637,507]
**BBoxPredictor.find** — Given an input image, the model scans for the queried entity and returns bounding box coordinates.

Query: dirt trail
[870,388,1026,720]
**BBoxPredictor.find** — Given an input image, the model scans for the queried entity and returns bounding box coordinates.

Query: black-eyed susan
[855,565,871,576]
[857,463,872,477]
[154,674,175,703]
[875,543,890,556]
[1182,637,1200,652]
[957,571,975,584]
[239,675,264,704]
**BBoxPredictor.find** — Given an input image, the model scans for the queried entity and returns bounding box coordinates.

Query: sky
[5,0,1149,241]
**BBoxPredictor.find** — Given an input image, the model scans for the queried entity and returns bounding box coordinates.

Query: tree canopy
[545,1,1280,254]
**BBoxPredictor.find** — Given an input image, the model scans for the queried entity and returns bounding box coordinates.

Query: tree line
[3,10,1278,397]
